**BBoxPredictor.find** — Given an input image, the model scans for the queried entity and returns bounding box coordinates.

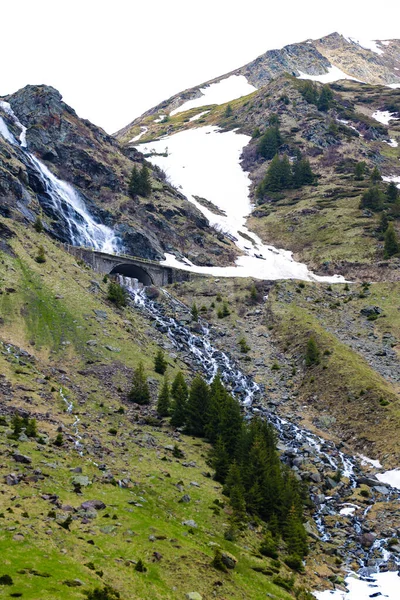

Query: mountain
[1,32,400,600]
[0,85,237,266]
[117,32,400,140]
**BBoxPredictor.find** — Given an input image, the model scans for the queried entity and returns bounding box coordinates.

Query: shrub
[54,433,64,447]
[284,554,304,572]
[238,337,250,353]
[128,362,150,405]
[211,549,228,572]
[305,337,320,366]
[154,349,167,375]
[384,223,399,258]
[0,575,13,585]
[107,282,128,308]
[84,585,121,600]
[33,216,44,232]
[134,559,147,572]
[35,245,46,263]
[259,531,278,559]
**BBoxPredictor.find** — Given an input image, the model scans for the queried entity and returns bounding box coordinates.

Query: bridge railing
[63,244,168,268]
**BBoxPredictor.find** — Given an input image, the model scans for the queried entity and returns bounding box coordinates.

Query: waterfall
[0,101,119,253]
[121,277,400,600]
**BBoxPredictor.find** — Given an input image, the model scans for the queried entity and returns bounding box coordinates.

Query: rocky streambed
[122,279,400,596]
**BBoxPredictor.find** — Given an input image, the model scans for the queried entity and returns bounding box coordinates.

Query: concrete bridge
[65,246,190,286]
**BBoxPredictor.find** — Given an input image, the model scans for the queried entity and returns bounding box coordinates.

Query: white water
[136,126,344,282]
[0,102,119,253]
[59,387,83,454]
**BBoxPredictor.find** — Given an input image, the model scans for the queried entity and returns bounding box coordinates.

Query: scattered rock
[80,500,106,511]
[179,495,191,503]
[182,519,197,528]
[13,453,32,464]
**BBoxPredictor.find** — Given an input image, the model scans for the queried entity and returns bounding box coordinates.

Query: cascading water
[119,275,400,600]
[0,101,119,253]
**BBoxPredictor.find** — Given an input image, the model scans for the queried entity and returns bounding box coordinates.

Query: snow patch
[339,505,358,516]
[170,75,257,116]
[136,127,344,282]
[358,454,382,469]
[388,83,400,89]
[189,110,210,122]
[376,469,400,490]
[372,110,399,125]
[345,37,384,55]
[297,65,362,84]
[386,139,398,148]
[314,571,400,600]
[128,126,148,143]
[154,115,166,123]
[382,175,400,189]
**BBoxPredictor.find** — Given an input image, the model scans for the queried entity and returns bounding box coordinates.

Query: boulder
[221,551,237,569]
[13,452,32,464]
[80,500,106,511]
[186,594,202,600]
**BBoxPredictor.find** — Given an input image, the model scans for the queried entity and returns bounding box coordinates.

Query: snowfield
[372,110,399,125]
[314,571,400,600]
[170,75,257,116]
[136,126,344,282]
[297,65,362,84]
[376,469,400,489]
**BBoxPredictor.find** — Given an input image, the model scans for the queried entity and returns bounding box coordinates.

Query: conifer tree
[191,302,199,322]
[360,187,383,211]
[186,375,210,436]
[387,181,399,203]
[283,504,308,557]
[205,373,227,443]
[370,166,382,184]
[220,394,243,457]
[154,348,167,375]
[138,165,152,197]
[157,376,170,417]
[317,85,333,112]
[107,282,128,308]
[354,161,366,181]
[257,127,282,159]
[305,336,320,366]
[213,435,230,483]
[378,212,389,234]
[384,223,399,258]
[34,215,43,232]
[128,165,140,197]
[128,362,150,405]
[170,372,188,427]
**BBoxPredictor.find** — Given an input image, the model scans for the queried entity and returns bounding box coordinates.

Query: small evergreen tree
[128,362,150,405]
[378,212,389,234]
[34,215,43,232]
[35,245,46,263]
[170,372,188,427]
[238,337,250,353]
[25,417,37,438]
[317,85,333,112]
[154,348,167,375]
[259,530,278,559]
[257,127,282,159]
[224,104,233,117]
[54,432,64,447]
[191,302,199,322]
[138,165,152,197]
[370,166,382,183]
[387,181,399,203]
[157,376,170,417]
[213,435,230,482]
[354,161,366,181]
[360,187,383,211]
[11,414,23,438]
[107,282,128,308]
[186,375,210,436]
[384,223,399,258]
[305,336,320,366]
[299,80,319,105]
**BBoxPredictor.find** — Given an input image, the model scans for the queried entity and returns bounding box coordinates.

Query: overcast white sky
[2,0,400,134]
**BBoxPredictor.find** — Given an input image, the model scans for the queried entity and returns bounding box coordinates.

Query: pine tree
[154,348,167,375]
[283,504,308,557]
[387,181,399,203]
[257,127,282,159]
[191,302,199,322]
[224,104,233,117]
[138,165,152,197]
[360,187,383,211]
[384,223,399,258]
[107,282,128,308]
[263,154,284,192]
[370,166,382,183]
[186,375,210,436]
[317,85,333,112]
[128,362,150,405]
[213,435,230,482]
[220,394,243,457]
[34,216,43,233]
[378,212,389,233]
[305,337,320,366]
[354,161,366,181]
[128,165,140,197]
[205,373,227,443]
[170,372,188,427]
[157,376,170,416]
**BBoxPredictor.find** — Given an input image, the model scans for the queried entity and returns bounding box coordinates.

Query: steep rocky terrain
[117,32,400,140]
[0,86,237,266]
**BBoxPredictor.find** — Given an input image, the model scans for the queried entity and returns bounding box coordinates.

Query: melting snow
[372,110,399,125]
[339,504,359,516]
[344,37,385,55]
[358,454,382,469]
[314,571,400,600]
[382,175,400,189]
[170,75,257,116]
[154,115,166,123]
[297,65,362,84]
[376,469,400,490]
[128,126,148,143]
[136,127,344,282]
[189,110,210,122]
[386,139,398,148]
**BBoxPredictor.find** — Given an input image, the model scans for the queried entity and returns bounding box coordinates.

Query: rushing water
[0,101,119,252]
[119,275,400,600]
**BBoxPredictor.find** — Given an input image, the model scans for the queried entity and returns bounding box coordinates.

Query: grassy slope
[0,220,302,600]
[168,276,400,464]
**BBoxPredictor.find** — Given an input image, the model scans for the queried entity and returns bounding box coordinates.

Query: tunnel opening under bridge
[109,263,154,286]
